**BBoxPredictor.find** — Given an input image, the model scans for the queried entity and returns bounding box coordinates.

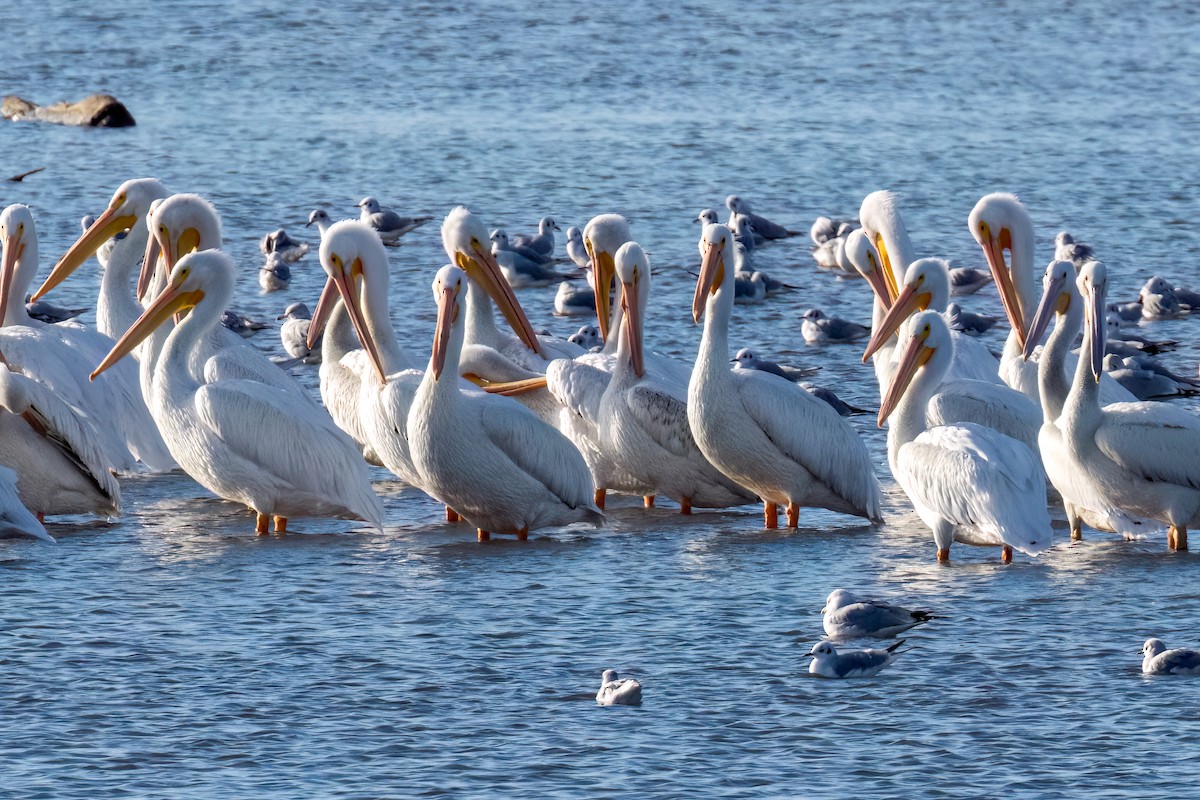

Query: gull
[1105,317,1175,354]
[946,302,1000,336]
[734,270,768,304]
[1141,639,1200,675]
[725,195,801,239]
[306,209,332,237]
[821,589,939,639]
[731,348,820,381]
[510,216,561,259]
[949,266,993,296]
[259,252,291,292]
[259,228,309,263]
[565,226,590,269]
[356,196,432,245]
[801,384,871,417]
[1054,231,1096,269]
[491,229,575,288]
[1103,355,1200,400]
[278,302,320,362]
[567,324,603,351]
[554,279,595,317]
[1107,301,1142,323]
[24,294,87,324]
[800,308,870,344]
[694,208,719,227]
[808,640,905,678]
[1139,276,1199,317]
[596,670,643,706]
[730,212,762,255]
[220,309,268,338]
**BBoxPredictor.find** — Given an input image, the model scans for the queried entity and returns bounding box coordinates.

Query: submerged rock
[2,94,135,127]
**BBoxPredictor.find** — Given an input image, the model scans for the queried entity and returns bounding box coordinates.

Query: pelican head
[858,190,906,302]
[694,209,718,226]
[1077,260,1109,382]
[968,192,1033,351]
[430,264,467,380]
[844,228,892,309]
[862,258,950,363]
[151,193,222,273]
[1142,638,1166,657]
[311,220,390,382]
[582,213,632,338]
[1022,260,1077,361]
[0,204,37,326]
[137,198,166,302]
[358,197,382,214]
[93,249,233,381]
[440,206,541,355]
[33,177,169,301]
[877,310,951,427]
[614,241,650,378]
[693,223,733,323]
[539,217,560,234]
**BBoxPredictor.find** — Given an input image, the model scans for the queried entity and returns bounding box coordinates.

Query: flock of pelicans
[0,180,1197,574]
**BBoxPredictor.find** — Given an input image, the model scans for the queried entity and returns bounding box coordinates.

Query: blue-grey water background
[3,1,1200,797]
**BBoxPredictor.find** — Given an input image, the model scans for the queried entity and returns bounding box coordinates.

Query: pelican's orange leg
[1170,525,1188,552]
[517,527,528,541]
[273,516,288,534]
[643,495,655,508]
[594,488,606,510]
[36,512,44,523]
[786,502,799,528]
[680,496,692,515]
[1001,545,1013,564]
[446,507,460,522]
[764,502,778,529]
[255,513,269,535]
[936,548,950,563]
[477,529,490,542]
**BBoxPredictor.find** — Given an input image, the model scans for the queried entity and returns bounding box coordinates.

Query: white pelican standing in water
[92,250,384,534]
[969,193,1136,406]
[1022,260,1160,541]
[687,224,882,528]
[597,242,755,512]
[407,265,603,541]
[0,204,170,471]
[1056,261,1200,551]
[878,311,1052,563]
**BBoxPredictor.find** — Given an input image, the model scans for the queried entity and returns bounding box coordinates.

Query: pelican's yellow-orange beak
[1022,274,1069,361]
[862,281,931,363]
[978,223,1026,352]
[861,251,893,311]
[307,276,337,350]
[453,239,542,356]
[877,326,934,427]
[873,232,899,303]
[1085,282,1105,383]
[33,204,136,301]
[136,227,162,302]
[327,257,387,384]
[92,278,203,380]
[693,237,726,323]
[588,239,616,340]
[431,281,461,380]
[1,230,27,328]
[621,276,644,378]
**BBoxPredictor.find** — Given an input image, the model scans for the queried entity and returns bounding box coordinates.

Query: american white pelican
[808,640,904,679]
[596,670,642,706]
[1,204,171,472]
[0,465,51,542]
[878,311,1052,562]
[92,250,384,534]
[407,265,603,540]
[1057,261,1200,551]
[597,242,755,512]
[0,362,120,520]
[688,223,882,528]
[969,193,1136,406]
[1141,639,1200,675]
[357,196,432,244]
[1023,260,1162,541]
[858,190,916,303]
[821,589,939,640]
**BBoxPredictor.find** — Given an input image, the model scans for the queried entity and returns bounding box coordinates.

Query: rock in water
[2,94,136,127]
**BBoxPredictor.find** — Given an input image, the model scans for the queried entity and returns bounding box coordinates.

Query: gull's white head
[725,194,748,213]
[539,216,560,233]
[809,641,837,658]
[695,208,718,226]
[822,588,859,613]
[601,669,619,684]
[1142,638,1166,657]
[358,196,382,214]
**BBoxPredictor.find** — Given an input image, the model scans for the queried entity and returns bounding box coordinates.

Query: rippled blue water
[3,1,1199,797]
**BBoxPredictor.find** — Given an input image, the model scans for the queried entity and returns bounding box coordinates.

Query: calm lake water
[3,1,1199,797]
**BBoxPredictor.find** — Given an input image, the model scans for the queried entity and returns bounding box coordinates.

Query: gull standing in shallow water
[808,640,904,678]
[821,589,939,639]
[878,311,1052,563]
[1140,639,1200,675]
[92,249,384,535]
[687,223,882,528]
[596,670,642,706]
[407,265,603,541]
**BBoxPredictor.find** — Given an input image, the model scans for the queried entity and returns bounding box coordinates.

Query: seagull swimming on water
[491,229,576,288]
[946,302,1000,336]
[565,226,591,269]
[1054,231,1096,269]
[731,348,820,381]
[357,196,432,245]
[1141,639,1200,675]
[808,640,905,678]
[567,324,603,351]
[278,302,321,363]
[259,228,309,263]
[510,216,561,260]
[949,266,993,296]
[596,670,643,706]
[800,308,871,344]
[220,309,269,338]
[725,194,801,239]
[554,279,595,317]
[821,589,940,639]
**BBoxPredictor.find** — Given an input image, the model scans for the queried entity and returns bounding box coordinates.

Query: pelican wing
[928,379,1041,451]
[901,423,1050,553]
[622,384,700,458]
[479,397,596,511]
[194,380,383,527]
[1095,403,1200,490]
[734,370,881,516]
[546,355,612,423]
